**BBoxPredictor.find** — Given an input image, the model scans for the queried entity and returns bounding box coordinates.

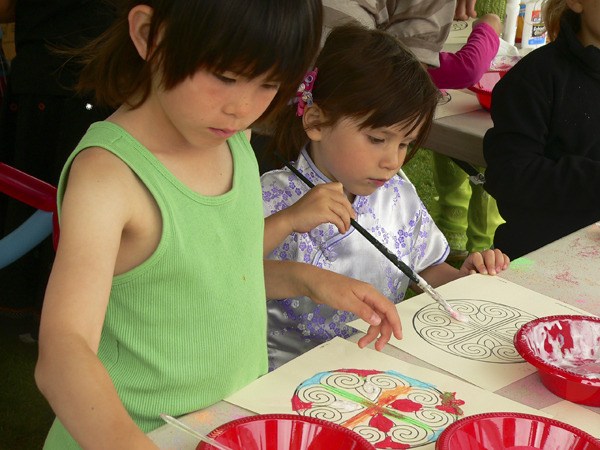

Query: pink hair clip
[295,68,318,117]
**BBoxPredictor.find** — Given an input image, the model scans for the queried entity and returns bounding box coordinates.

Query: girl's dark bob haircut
[271,23,440,163]
[75,0,323,118]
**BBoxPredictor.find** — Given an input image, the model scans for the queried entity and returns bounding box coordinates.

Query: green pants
[432,153,504,252]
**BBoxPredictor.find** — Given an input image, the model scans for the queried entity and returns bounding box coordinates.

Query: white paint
[524,319,600,379]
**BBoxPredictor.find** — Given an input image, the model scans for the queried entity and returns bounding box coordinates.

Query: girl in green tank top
[35,2,402,449]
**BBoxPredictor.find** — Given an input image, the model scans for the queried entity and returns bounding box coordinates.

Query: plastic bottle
[503,0,520,45]
[515,1,526,43]
[521,0,547,49]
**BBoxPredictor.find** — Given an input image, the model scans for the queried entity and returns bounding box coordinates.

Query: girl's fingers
[358,325,382,349]
[374,321,393,351]
[328,202,354,233]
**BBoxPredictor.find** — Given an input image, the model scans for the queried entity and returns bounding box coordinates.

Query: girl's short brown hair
[271,23,440,163]
[75,0,323,117]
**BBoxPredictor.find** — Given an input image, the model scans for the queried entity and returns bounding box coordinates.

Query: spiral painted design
[295,385,337,405]
[367,373,408,389]
[414,299,538,363]
[413,408,455,428]
[322,372,364,390]
[389,424,431,445]
[352,426,386,443]
[292,369,462,449]
[298,405,344,422]
[406,388,440,407]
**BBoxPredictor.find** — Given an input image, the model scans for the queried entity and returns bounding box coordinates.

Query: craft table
[423,16,536,169]
[148,223,600,449]
[424,108,491,168]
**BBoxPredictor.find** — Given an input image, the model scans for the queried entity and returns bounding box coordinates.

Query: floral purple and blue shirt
[262,148,449,370]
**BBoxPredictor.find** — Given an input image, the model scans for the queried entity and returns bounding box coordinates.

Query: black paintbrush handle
[280,160,420,285]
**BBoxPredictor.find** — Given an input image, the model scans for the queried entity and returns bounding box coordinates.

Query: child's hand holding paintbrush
[268,158,510,323]
[261,24,510,371]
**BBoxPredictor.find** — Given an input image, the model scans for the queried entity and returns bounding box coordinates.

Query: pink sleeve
[427,22,500,90]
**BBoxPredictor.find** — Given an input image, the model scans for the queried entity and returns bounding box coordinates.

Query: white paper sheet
[226,337,549,450]
[541,401,600,437]
[434,89,482,119]
[445,18,476,45]
[349,275,595,392]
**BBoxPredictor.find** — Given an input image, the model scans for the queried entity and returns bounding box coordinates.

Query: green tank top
[44,122,267,449]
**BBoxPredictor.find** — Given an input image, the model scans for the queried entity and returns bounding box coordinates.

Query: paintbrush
[277,157,468,323]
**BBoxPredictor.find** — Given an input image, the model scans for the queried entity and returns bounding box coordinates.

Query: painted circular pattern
[451,20,469,31]
[291,369,464,449]
[413,299,538,363]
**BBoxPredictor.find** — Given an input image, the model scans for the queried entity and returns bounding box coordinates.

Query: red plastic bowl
[435,412,600,450]
[469,85,492,110]
[468,70,508,111]
[197,413,375,450]
[514,315,600,406]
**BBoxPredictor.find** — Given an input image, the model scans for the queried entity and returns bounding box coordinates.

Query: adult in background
[321,0,505,259]
[483,0,600,259]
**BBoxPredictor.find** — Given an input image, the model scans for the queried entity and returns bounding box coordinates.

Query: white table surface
[149,224,600,449]
[424,107,492,168]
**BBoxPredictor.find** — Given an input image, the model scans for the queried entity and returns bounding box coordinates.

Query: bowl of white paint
[514,315,600,406]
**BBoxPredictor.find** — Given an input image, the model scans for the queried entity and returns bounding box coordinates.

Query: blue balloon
[0,210,53,269]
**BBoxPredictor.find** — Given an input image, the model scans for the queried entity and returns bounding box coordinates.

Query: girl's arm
[264,182,354,256]
[418,248,510,287]
[264,260,403,350]
[428,15,501,90]
[35,149,158,450]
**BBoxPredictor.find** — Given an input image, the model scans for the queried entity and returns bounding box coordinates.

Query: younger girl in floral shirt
[262,24,510,370]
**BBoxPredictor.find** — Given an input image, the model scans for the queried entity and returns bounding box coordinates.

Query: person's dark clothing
[483,19,600,259]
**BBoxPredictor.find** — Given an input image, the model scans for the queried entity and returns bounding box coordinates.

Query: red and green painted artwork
[291,368,464,449]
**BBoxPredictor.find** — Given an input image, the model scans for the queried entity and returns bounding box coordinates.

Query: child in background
[428,13,505,258]
[262,24,510,371]
[483,0,600,259]
[319,0,504,259]
[34,2,402,449]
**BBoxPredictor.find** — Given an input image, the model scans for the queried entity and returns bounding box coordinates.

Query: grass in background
[404,148,438,215]
[0,328,53,449]
[0,148,440,449]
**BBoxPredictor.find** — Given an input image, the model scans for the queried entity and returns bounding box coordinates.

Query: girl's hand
[265,261,403,351]
[454,0,477,20]
[460,248,510,276]
[264,182,355,256]
[305,267,403,351]
[283,182,355,234]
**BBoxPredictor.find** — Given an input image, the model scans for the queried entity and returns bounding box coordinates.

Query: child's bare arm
[264,260,403,350]
[474,13,502,35]
[264,182,355,256]
[35,150,158,450]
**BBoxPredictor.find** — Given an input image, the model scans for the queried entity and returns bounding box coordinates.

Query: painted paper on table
[349,274,594,392]
[445,18,476,45]
[434,89,482,119]
[225,337,548,450]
